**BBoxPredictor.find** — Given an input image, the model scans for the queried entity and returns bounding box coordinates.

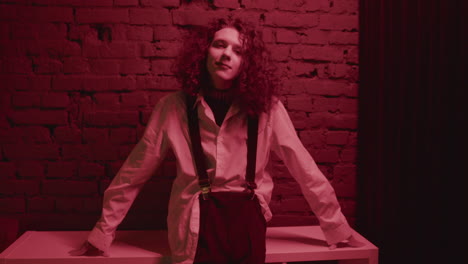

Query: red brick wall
[0,0,359,235]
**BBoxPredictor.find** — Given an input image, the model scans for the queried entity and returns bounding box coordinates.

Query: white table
[0,226,378,264]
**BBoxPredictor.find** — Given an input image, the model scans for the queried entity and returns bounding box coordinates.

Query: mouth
[215,62,231,69]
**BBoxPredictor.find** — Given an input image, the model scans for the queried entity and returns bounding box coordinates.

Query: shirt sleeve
[270,100,352,245]
[87,97,171,254]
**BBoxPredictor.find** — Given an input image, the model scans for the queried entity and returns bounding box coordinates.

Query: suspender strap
[246,116,259,191]
[186,94,259,199]
[186,95,211,198]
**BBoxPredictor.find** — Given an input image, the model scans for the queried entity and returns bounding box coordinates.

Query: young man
[70,17,362,264]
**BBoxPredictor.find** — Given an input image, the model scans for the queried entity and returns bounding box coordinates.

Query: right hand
[68,241,109,257]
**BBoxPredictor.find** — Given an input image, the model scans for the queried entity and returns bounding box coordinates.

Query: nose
[221,46,233,60]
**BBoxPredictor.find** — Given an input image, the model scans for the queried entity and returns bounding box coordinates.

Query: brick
[319,15,358,31]
[93,93,120,110]
[0,4,18,21]
[2,57,32,74]
[120,59,150,74]
[84,111,139,126]
[9,126,52,144]
[333,164,356,179]
[41,93,70,108]
[54,126,82,144]
[262,27,274,43]
[299,130,325,147]
[277,0,326,11]
[340,148,357,162]
[121,91,148,109]
[8,109,68,125]
[78,162,105,179]
[311,149,340,164]
[62,0,113,6]
[114,0,139,6]
[3,144,60,160]
[118,144,133,160]
[83,42,137,58]
[87,144,121,160]
[63,57,90,73]
[301,29,329,45]
[286,94,313,112]
[0,162,16,179]
[34,40,81,57]
[242,0,276,10]
[83,128,109,143]
[337,98,358,113]
[55,197,84,212]
[90,59,121,74]
[264,12,319,28]
[47,161,77,178]
[110,127,137,144]
[11,23,67,40]
[326,63,350,78]
[326,131,349,145]
[76,8,129,24]
[0,180,40,195]
[83,76,136,92]
[345,46,358,64]
[28,197,55,213]
[127,26,153,41]
[332,181,356,198]
[213,0,238,8]
[313,96,340,112]
[276,29,299,44]
[172,9,228,26]
[325,114,357,130]
[153,26,180,41]
[129,9,171,25]
[285,79,353,97]
[291,45,344,62]
[151,59,174,75]
[33,57,63,74]
[68,24,98,43]
[348,132,357,146]
[267,44,290,62]
[140,0,179,7]
[61,144,87,160]
[0,198,25,213]
[331,0,359,14]
[289,111,307,130]
[12,92,42,108]
[42,180,97,196]
[139,41,181,58]
[136,76,179,90]
[52,76,83,91]
[18,6,74,23]
[329,31,359,45]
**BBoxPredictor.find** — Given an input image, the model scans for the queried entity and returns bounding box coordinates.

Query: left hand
[328,234,366,250]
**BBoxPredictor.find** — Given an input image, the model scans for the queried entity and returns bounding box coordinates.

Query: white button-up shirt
[88,91,352,264]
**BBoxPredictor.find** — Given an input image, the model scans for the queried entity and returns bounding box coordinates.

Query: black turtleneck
[204,88,233,126]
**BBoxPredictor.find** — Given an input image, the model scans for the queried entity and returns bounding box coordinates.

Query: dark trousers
[193,192,267,264]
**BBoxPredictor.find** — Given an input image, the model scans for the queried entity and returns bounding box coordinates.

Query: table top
[0,226,378,264]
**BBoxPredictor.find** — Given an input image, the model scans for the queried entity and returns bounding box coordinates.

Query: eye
[233,48,243,55]
[212,40,226,48]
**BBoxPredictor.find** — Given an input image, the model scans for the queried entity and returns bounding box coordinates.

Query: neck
[204,86,234,102]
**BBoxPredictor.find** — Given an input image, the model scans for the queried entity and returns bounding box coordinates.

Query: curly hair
[172,16,280,115]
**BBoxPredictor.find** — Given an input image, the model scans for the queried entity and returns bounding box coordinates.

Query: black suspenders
[186,94,259,200]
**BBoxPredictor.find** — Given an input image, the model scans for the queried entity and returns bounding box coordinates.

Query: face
[206,27,243,90]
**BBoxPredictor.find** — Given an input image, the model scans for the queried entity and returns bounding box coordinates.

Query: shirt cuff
[322,222,353,245]
[87,226,115,255]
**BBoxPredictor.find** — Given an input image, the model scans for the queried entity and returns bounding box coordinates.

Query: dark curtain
[357,1,466,264]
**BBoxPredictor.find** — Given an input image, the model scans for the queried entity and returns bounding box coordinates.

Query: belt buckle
[201,186,211,200]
